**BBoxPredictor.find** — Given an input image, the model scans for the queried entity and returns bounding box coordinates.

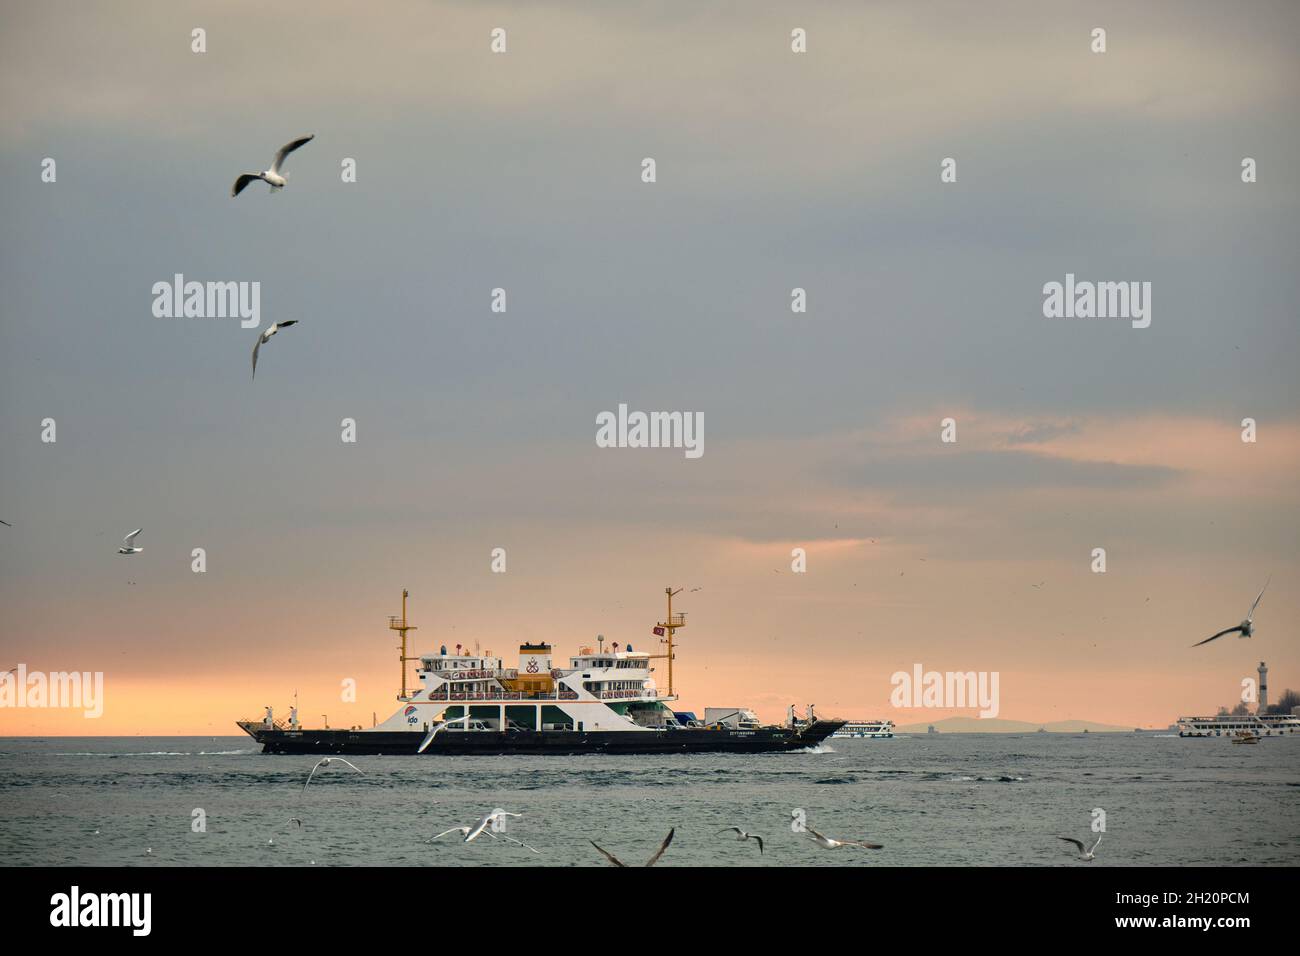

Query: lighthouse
[1258,662,1268,714]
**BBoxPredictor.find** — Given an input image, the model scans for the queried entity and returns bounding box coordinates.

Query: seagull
[429,826,539,853]
[301,756,365,793]
[590,828,674,867]
[0,519,11,526]
[117,529,143,554]
[1192,578,1270,647]
[287,817,302,828]
[430,810,538,853]
[717,826,763,854]
[1058,833,1102,861]
[806,827,883,851]
[430,809,521,843]
[416,712,478,749]
[251,321,299,380]
[466,809,522,842]
[232,134,315,197]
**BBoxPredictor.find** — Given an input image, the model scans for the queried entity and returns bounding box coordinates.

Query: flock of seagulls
[119,755,1112,865]
[232,134,314,380]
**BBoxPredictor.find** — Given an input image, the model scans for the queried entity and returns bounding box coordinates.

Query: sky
[1,0,1297,734]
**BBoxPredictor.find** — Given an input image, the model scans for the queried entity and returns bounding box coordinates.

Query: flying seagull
[717,826,763,854]
[417,712,474,753]
[590,828,674,867]
[251,321,299,380]
[429,826,539,853]
[430,809,520,843]
[1192,578,1270,647]
[806,826,883,851]
[0,519,11,527]
[117,529,143,554]
[232,134,315,197]
[466,809,522,843]
[301,756,365,793]
[430,810,537,852]
[1058,833,1102,861]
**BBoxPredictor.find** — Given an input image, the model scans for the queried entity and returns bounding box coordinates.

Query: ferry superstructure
[237,588,844,755]
[831,720,895,738]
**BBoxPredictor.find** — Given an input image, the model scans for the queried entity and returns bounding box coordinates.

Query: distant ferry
[831,720,895,739]
[237,588,844,756]
[1176,713,1300,738]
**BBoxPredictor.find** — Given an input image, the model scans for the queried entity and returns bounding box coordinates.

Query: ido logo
[404,705,418,725]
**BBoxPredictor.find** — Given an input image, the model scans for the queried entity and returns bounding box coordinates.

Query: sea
[1,733,1296,866]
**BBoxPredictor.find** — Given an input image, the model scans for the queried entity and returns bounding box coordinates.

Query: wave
[50,750,255,757]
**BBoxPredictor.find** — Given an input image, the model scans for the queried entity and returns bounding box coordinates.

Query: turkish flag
[652,626,665,636]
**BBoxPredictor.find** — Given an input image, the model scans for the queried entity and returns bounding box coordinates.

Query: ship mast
[387,589,419,700]
[652,586,686,698]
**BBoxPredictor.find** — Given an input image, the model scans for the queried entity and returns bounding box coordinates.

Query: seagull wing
[1058,836,1085,852]
[806,827,833,846]
[754,835,764,854]
[123,529,142,546]
[1191,626,1244,647]
[643,828,675,867]
[232,174,261,197]
[1247,577,1270,621]
[850,839,884,849]
[499,835,541,854]
[431,827,469,842]
[271,134,315,174]
[589,840,626,867]
[334,758,365,776]
[302,759,325,792]
[716,826,743,836]
[251,334,262,380]
[1089,833,1103,854]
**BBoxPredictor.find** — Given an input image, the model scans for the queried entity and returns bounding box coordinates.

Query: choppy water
[1,734,1296,866]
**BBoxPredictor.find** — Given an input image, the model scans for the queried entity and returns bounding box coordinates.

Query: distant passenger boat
[1177,714,1300,738]
[830,720,894,739]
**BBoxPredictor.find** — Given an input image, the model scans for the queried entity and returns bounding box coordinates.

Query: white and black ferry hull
[240,721,845,756]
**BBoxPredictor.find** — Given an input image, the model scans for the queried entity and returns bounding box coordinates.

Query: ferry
[1176,713,1300,738]
[237,588,844,755]
[831,720,895,739]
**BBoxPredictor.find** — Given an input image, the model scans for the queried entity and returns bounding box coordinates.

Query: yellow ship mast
[388,589,419,700]
[652,586,686,698]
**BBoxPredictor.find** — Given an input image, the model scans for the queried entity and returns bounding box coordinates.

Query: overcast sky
[1,0,1297,732]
